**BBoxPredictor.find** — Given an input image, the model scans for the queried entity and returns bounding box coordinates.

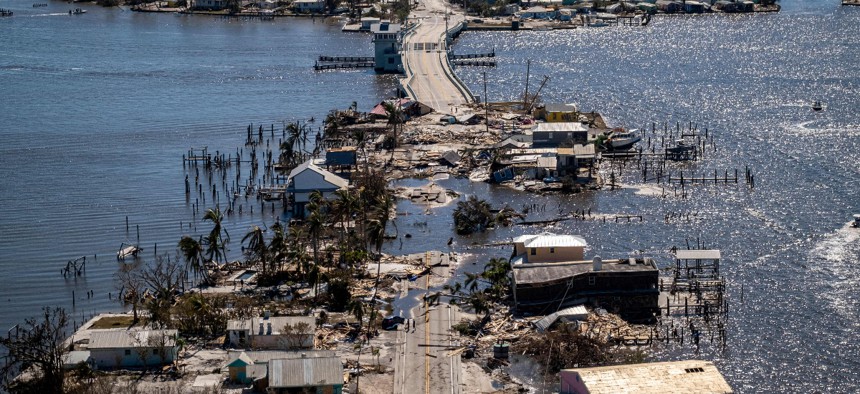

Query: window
[588,276,596,285]
[530,248,536,256]
[550,247,555,254]
[124,349,131,356]
[152,349,158,355]
[685,367,705,373]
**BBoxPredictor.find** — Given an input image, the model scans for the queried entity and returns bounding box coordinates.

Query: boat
[852,214,860,228]
[117,242,141,260]
[606,128,642,150]
[69,8,86,14]
[812,101,823,111]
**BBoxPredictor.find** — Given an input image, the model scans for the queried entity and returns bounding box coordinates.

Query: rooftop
[533,122,588,133]
[227,316,316,335]
[674,249,721,260]
[269,354,343,388]
[512,258,657,285]
[88,329,178,349]
[561,360,733,394]
[287,160,349,189]
[513,233,587,248]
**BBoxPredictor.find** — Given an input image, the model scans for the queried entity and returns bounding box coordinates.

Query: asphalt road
[393,264,461,394]
[401,0,470,112]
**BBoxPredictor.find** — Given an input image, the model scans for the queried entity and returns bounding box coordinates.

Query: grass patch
[89,315,138,329]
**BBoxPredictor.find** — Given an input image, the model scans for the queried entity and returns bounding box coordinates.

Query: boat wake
[807,222,860,320]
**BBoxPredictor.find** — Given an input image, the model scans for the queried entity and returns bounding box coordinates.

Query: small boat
[69,8,86,14]
[606,128,642,150]
[812,101,823,111]
[852,214,860,228]
[117,242,141,260]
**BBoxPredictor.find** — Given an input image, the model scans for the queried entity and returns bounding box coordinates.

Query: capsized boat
[812,100,823,111]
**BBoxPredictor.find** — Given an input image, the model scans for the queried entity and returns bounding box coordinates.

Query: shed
[532,122,589,148]
[534,305,589,332]
[226,352,255,383]
[268,354,344,394]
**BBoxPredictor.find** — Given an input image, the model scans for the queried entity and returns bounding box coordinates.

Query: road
[401,0,471,112]
[393,258,461,394]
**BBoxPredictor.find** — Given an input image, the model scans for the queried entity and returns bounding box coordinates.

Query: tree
[202,208,229,266]
[280,322,312,350]
[382,101,404,149]
[178,235,207,284]
[0,307,69,394]
[452,196,495,235]
[139,256,185,328]
[115,265,144,325]
[243,225,269,275]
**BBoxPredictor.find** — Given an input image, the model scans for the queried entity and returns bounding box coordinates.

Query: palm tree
[382,101,403,149]
[452,196,494,235]
[202,208,229,265]
[482,257,511,298]
[178,235,207,284]
[242,225,268,275]
[268,221,287,272]
[464,272,482,294]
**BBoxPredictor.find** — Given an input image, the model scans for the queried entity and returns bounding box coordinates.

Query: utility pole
[483,71,489,133]
[523,59,531,111]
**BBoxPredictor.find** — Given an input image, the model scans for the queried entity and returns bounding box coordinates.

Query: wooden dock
[314,61,374,71]
[0,8,13,16]
[452,59,496,67]
[318,55,374,62]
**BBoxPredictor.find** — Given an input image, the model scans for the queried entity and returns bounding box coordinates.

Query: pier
[0,8,13,16]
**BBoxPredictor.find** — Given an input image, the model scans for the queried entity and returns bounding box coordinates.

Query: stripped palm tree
[242,225,268,276]
[202,208,229,266]
[178,235,208,284]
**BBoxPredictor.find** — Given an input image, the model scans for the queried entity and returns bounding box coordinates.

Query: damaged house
[511,233,660,321]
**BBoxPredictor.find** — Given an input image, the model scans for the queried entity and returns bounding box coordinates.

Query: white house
[517,6,557,19]
[88,329,179,369]
[293,0,324,13]
[512,233,587,264]
[227,316,316,350]
[372,21,402,73]
[286,159,349,218]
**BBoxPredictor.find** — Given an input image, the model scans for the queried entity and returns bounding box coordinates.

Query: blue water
[1,0,859,392]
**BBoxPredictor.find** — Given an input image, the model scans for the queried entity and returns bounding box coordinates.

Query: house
[493,134,532,150]
[556,144,596,176]
[517,6,557,19]
[88,329,178,369]
[532,122,589,148]
[286,160,349,218]
[559,360,733,394]
[513,233,587,263]
[359,17,381,31]
[227,316,316,350]
[325,146,357,169]
[372,22,402,73]
[268,352,344,394]
[293,0,324,12]
[256,0,276,9]
[535,103,579,123]
[656,0,681,12]
[510,234,659,321]
[194,0,228,9]
[226,352,261,384]
[684,0,707,13]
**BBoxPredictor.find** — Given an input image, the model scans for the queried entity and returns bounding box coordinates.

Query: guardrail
[441,20,476,103]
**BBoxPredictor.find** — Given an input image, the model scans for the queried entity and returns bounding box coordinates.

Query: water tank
[593,256,602,271]
[266,322,272,335]
[258,322,264,335]
[493,342,510,359]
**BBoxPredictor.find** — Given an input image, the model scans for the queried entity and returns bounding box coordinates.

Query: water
[0,3,397,330]
[1,1,859,392]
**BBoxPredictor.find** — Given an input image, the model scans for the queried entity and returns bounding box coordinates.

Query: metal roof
[227,350,336,365]
[513,259,657,285]
[88,329,177,349]
[674,249,721,260]
[544,103,578,113]
[561,360,733,394]
[534,305,589,332]
[513,233,587,248]
[269,355,343,388]
[287,160,349,190]
[533,122,588,133]
[227,316,316,335]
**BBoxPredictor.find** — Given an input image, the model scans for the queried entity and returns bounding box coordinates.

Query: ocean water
[1,0,859,392]
[0,4,397,330]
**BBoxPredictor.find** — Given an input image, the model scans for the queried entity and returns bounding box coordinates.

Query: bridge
[400,0,474,112]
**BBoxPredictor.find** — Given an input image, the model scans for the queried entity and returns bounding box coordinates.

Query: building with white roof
[513,232,587,263]
[227,316,316,350]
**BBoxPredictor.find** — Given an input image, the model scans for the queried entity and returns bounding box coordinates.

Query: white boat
[117,242,141,260]
[606,128,642,150]
[70,8,86,15]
